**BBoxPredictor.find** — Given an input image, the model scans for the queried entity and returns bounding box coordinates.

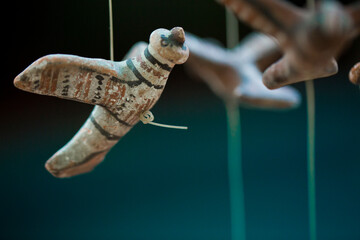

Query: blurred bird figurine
[14,27,189,178]
[185,32,301,109]
[350,62,360,85]
[217,0,359,89]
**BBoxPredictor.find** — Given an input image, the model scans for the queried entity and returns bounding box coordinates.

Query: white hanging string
[109,0,114,61]
[140,111,188,130]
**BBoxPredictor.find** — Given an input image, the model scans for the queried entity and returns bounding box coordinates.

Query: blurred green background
[2,0,360,239]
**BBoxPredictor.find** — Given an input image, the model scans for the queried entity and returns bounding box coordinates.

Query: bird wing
[186,53,241,101]
[231,32,281,66]
[217,0,306,48]
[186,32,230,65]
[14,54,126,106]
[185,32,241,100]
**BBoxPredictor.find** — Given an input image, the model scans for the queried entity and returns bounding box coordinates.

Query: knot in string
[139,110,188,130]
[139,110,155,124]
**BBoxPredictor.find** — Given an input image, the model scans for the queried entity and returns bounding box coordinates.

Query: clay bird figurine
[217,0,358,89]
[14,27,189,178]
[185,32,301,109]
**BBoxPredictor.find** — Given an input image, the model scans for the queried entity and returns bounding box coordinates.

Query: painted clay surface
[14,27,189,178]
[185,32,301,109]
[217,0,358,89]
[350,62,360,85]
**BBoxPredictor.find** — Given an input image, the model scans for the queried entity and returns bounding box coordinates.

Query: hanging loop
[140,111,188,130]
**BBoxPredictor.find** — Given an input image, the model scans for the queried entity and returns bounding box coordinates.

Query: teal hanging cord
[306,1,317,240]
[306,80,316,240]
[226,103,246,240]
[226,9,246,240]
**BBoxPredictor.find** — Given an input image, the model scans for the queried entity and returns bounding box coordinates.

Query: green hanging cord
[226,103,246,240]
[225,9,246,240]
[306,0,317,240]
[306,80,316,240]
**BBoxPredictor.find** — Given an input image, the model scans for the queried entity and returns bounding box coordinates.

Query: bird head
[149,27,189,65]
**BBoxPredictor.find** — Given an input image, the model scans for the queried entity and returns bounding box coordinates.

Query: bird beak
[169,27,186,46]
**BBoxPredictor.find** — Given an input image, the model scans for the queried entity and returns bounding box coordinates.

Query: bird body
[14,27,189,177]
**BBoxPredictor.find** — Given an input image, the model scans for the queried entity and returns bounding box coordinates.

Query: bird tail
[45,105,132,178]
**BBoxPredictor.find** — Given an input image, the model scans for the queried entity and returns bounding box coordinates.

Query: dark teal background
[2,0,360,239]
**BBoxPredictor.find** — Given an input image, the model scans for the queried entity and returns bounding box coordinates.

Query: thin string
[226,8,239,49]
[226,8,246,240]
[109,0,114,61]
[140,111,188,130]
[306,1,317,240]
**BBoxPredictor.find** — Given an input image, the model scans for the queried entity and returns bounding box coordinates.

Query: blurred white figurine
[185,32,301,109]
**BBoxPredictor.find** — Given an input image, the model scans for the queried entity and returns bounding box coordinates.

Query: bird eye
[160,34,169,47]
[161,39,169,47]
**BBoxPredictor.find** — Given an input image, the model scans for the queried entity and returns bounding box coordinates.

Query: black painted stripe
[90,115,122,141]
[103,107,133,127]
[80,149,109,165]
[144,47,173,72]
[50,149,109,175]
[109,75,142,88]
[126,59,164,90]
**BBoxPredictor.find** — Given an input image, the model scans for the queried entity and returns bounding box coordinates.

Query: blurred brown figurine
[350,62,360,85]
[217,0,359,89]
[185,32,301,109]
[346,2,360,85]
[14,27,189,178]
